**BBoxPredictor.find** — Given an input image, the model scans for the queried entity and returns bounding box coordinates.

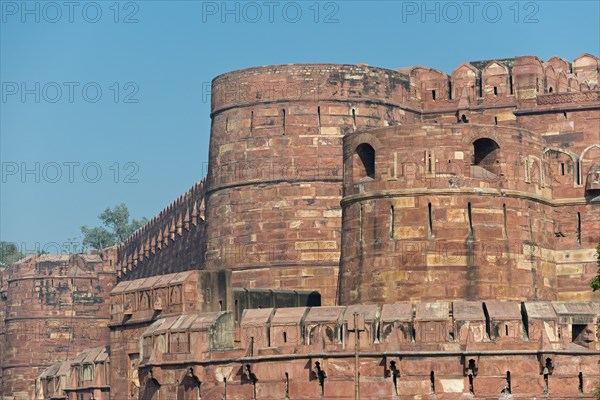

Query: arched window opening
[545,149,577,186]
[585,164,600,200]
[473,138,500,166]
[353,143,375,181]
[473,138,500,175]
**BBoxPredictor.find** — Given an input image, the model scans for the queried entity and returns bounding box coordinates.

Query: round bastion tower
[205,64,419,304]
[338,123,599,304]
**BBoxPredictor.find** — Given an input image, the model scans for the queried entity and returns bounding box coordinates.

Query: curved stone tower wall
[339,123,600,304]
[0,253,115,399]
[205,64,419,304]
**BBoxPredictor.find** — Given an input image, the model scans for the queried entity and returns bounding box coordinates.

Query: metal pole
[354,312,360,400]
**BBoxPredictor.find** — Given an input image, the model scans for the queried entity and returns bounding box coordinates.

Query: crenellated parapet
[37,346,110,400]
[403,54,599,109]
[116,179,207,280]
[107,300,599,399]
[106,270,320,397]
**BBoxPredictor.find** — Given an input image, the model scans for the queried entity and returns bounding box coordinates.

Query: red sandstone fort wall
[116,179,207,281]
[0,252,116,399]
[205,64,421,304]
[339,123,600,304]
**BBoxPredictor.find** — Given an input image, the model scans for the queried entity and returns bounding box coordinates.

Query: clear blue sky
[1,0,599,254]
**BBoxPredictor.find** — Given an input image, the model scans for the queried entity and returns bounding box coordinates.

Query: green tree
[0,241,25,267]
[81,204,147,251]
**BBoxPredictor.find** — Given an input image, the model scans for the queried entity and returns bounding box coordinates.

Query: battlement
[40,300,600,399]
[209,54,599,116]
[401,54,599,109]
[116,179,207,280]
[230,302,600,352]
[36,346,109,400]
[109,270,232,325]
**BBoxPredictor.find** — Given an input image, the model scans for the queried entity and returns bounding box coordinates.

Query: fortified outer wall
[339,123,600,304]
[117,179,207,281]
[132,301,599,399]
[40,297,600,400]
[0,251,117,400]
[106,271,320,398]
[108,270,232,400]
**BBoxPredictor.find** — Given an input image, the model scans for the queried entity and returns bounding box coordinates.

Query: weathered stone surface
[0,252,116,398]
